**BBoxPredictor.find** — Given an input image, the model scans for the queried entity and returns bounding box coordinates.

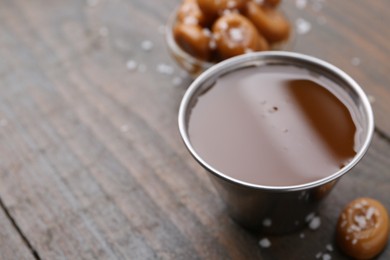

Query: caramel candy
[245,1,290,43]
[174,23,212,61]
[212,13,268,59]
[336,198,389,259]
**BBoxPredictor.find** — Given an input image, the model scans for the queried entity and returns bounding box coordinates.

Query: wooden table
[0,0,389,259]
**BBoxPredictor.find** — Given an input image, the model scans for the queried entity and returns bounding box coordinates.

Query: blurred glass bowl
[165,6,294,78]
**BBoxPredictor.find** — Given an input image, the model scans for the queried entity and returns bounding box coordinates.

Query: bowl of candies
[166,0,292,76]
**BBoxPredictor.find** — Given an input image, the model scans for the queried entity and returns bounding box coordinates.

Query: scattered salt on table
[259,238,271,248]
[309,216,321,230]
[296,18,312,35]
[126,60,138,71]
[141,40,154,51]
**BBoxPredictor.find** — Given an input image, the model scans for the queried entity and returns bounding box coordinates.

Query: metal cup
[178,52,374,234]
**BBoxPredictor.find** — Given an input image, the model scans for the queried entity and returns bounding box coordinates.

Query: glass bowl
[165,5,294,78]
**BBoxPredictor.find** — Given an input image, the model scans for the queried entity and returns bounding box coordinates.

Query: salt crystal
[183,16,198,25]
[351,57,361,66]
[219,22,228,30]
[262,218,272,227]
[209,39,217,50]
[354,215,367,229]
[229,28,244,42]
[126,60,138,71]
[366,207,376,219]
[315,252,322,259]
[352,238,358,245]
[326,244,333,252]
[141,40,154,51]
[228,0,237,8]
[120,124,129,132]
[305,212,315,222]
[172,76,183,86]
[202,28,212,37]
[296,18,312,35]
[309,216,321,230]
[300,233,305,238]
[99,26,109,37]
[295,0,307,9]
[157,63,175,75]
[368,95,376,104]
[259,238,271,248]
[253,0,264,4]
[322,253,332,260]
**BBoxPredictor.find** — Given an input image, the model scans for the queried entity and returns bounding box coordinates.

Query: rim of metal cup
[178,51,374,192]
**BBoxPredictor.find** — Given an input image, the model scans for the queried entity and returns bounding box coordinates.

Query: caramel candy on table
[174,23,212,61]
[336,197,389,259]
[212,13,268,59]
[245,1,290,43]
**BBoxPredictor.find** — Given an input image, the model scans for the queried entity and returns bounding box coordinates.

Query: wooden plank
[0,203,34,259]
[0,0,388,259]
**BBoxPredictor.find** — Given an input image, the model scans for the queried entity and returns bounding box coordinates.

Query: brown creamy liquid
[188,66,357,186]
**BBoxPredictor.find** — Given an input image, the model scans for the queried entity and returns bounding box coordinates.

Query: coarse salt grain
[296,18,312,35]
[315,252,322,259]
[326,244,333,252]
[219,22,228,30]
[126,60,138,71]
[157,63,175,75]
[262,218,272,227]
[366,206,376,219]
[227,0,237,8]
[305,212,315,222]
[309,216,321,230]
[352,238,358,245]
[202,28,212,37]
[300,233,305,238]
[229,28,244,42]
[184,16,198,25]
[354,215,367,228]
[209,39,217,50]
[141,40,154,51]
[259,238,271,248]
[295,0,307,9]
[322,253,332,260]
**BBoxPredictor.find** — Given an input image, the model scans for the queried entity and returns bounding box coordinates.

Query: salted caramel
[336,198,389,259]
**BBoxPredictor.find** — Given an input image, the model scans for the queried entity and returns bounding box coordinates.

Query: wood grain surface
[0,0,389,259]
